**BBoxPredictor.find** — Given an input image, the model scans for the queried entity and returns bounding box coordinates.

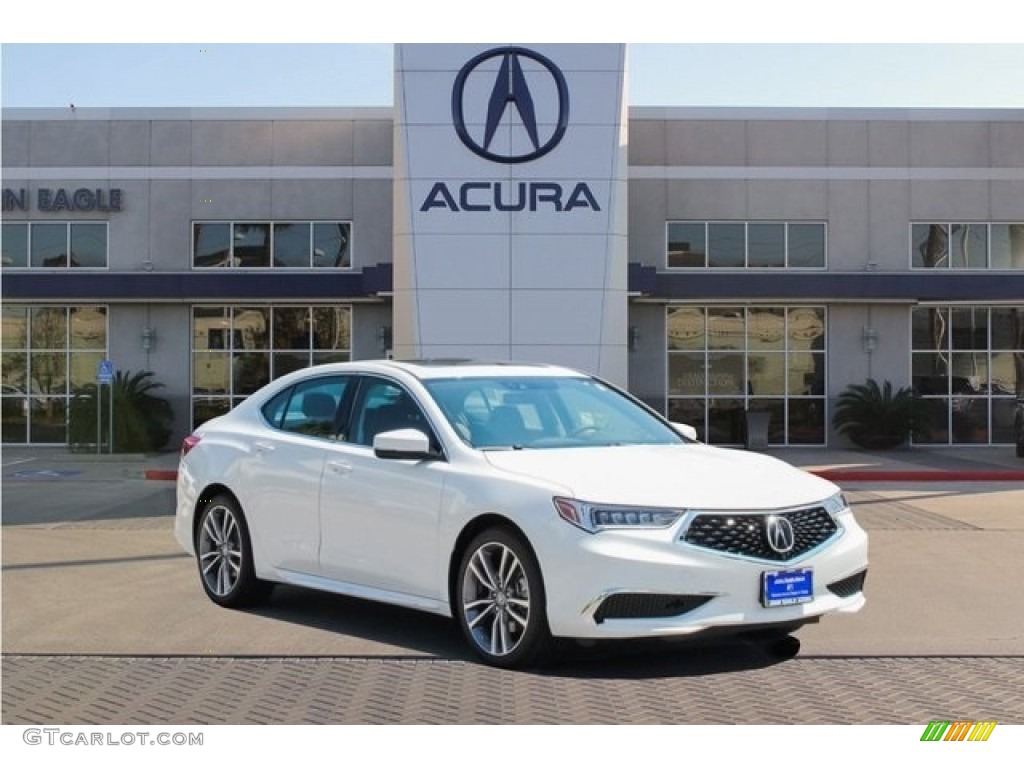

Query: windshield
[423,375,685,449]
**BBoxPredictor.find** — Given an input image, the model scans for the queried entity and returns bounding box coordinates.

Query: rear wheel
[195,494,273,608]
[455,527,551,668]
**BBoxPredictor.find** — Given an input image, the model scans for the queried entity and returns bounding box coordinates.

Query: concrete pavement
[2,443,1023,723]
[3,442,1022,657]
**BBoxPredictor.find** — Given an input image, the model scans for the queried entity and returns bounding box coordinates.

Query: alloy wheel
[198,504,243,598]
[461,540,532,658]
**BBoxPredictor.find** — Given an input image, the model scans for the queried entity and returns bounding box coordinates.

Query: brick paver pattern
[3,655,1022,725]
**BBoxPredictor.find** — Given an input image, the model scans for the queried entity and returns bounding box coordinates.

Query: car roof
[264,359,589,387]
[386,359,585,380]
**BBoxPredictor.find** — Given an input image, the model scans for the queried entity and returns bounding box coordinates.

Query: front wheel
[455,527,551,668]
[195,494,273,608]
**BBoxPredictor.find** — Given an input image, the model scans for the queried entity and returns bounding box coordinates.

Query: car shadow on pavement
[540,636,800,678]
[246,585,467,657]
[247,585,798,678]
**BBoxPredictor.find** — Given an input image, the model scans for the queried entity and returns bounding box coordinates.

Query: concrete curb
[144,469,179,482]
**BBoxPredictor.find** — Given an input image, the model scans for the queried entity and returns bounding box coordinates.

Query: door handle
[327,460,353,476]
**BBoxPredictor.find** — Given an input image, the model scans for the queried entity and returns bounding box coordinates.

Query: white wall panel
[510,291,606,345]
[394,44,628,384]
[415,290,510,346]
[411,234,511,289]
[509,235,623,290]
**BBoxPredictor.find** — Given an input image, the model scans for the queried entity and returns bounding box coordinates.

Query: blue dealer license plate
[762,568,814,607]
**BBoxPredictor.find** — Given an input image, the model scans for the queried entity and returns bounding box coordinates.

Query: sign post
[97,359,114,454]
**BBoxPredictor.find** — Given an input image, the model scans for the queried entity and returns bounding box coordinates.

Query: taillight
[181,434,201,458]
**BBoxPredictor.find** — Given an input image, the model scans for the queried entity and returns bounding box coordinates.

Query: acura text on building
[420,181,600,212]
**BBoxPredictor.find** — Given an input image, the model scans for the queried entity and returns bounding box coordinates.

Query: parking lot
[2,446,1023,724]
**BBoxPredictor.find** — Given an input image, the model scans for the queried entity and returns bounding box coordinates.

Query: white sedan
[175,360,867,668]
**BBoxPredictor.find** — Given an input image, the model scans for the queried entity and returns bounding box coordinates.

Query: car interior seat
[299,392,338,436]
[487,405,529,447]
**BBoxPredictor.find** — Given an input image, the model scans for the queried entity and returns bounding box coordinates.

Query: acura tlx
[175,359,867,668]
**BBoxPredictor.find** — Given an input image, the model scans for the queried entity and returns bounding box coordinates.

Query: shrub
[832,379,930,449]
[69,370,174,452]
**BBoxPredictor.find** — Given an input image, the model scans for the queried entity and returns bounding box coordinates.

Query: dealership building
[2,44,1023,448]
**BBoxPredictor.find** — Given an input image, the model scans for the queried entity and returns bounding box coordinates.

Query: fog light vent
[826,569,867,598]
[593,593,712,623]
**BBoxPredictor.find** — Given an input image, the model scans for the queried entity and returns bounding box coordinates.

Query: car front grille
[681,506,839,562]
[593,593,713,623]
[827,569,867,598]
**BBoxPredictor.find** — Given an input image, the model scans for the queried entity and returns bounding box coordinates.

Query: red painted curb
[812,469,1024,483]
[145,469,178,481]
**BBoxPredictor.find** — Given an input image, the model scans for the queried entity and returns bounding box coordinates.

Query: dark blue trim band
[4,263,1019,303]
[628,264,1024,302]
[1,264,394,301]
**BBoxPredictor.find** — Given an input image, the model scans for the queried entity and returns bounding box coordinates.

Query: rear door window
[275,376,350,439]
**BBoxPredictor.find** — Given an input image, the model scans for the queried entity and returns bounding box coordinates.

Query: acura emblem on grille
[765,516,796,554]
[682,507,837,562]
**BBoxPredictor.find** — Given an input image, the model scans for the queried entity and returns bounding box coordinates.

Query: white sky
[3,2,1023,109]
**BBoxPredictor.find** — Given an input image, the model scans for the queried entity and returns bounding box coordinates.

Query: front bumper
[539,512,868,640]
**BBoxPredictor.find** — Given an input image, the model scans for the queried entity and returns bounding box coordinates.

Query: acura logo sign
[452,46,569,164]
[765,515,796,555]
[421,46,599,213]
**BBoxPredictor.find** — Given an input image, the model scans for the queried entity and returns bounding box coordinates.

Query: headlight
[554,497,683,533]
[821,492,850,518]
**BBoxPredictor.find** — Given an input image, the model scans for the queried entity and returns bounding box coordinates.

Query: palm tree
[69,370,173,452]
[832,379,930,450]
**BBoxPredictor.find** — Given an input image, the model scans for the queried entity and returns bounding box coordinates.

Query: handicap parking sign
[97,359,114,384]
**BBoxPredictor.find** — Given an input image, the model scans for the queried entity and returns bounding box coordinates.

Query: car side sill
[272,569,452,618]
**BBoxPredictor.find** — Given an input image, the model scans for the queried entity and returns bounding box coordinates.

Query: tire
[455,527,551,668]
[195,494,273,608]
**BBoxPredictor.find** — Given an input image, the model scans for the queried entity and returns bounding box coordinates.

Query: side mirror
[373,428,435,460]
[670,422,699,442]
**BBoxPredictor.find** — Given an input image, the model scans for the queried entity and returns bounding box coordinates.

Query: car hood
[482,443,837,510]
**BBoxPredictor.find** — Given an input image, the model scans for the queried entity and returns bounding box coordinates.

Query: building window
[1,305,108,443]
[1,222,108,268]
[911,306,1024,445]
[667,222,825,269]
[666,305,827,445]
[911,223,1024,269]
[191,305,352,427]
[192,221,352,269]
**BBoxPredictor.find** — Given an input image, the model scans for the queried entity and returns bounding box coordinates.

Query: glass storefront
[666,306,827,445]
[911,306,1024,444]
[191,305,352,427]
[1,305,108,443]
